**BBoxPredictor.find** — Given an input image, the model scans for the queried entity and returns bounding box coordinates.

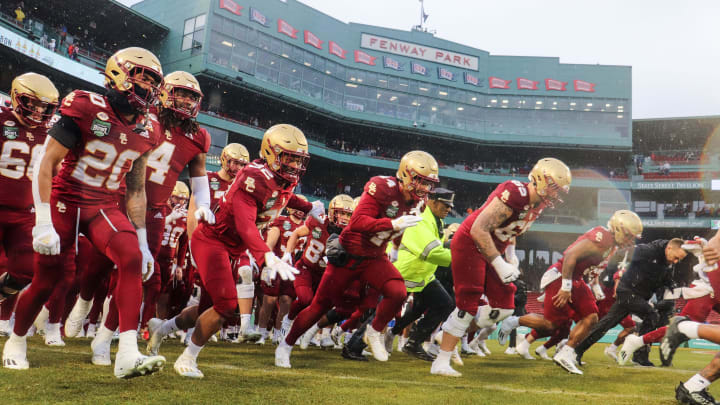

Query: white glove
[491,256,520,284]
[165,207,187,225]
[32,223,61,255]
[505,244,520,268]
[260,266,274,286]
[281,251,293,265]
[194,205,215,225]
[309,200,325,224]
[591,283,605,301]
[391,215,422,232]
[389,246,399,263]
[137,229,155,282]
[264,251,300,282]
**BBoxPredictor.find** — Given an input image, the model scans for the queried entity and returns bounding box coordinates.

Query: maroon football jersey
[145,117,210,208]
[267,215,303,257]
[457,180,544,254]
[207,171,231,211]
[339,175,420,258]
[203,160,304,259]
[555,226,617,280]
[0,107,49,209]
[299,214,331,272]
[52,90,159,208]
[158,212,188,260]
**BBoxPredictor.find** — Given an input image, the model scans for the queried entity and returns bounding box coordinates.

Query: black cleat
[402,342,436,362]
[661,316,690,367]
[675,382,717,405]
[341,346,368,362]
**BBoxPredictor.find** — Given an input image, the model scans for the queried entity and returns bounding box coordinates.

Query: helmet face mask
[275,150,310,183]
[397,151,439,201]
[261,124,310,184]
[529,158,571,209]
[105,47,163,112]
[11,73,59,127]
[329,194,354,228]
[14,95,57,126]
[220,143,250,177]
[159,71,203,120]
[169,194,188,208]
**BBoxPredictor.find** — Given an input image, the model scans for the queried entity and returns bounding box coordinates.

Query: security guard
[387,188,456,361]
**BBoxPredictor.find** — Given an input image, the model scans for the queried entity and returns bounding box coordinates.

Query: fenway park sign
[360,33,478,70]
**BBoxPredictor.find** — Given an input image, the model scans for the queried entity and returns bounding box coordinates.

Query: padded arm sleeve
[190,176,212,209]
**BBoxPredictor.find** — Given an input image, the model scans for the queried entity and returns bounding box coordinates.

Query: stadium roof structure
[21,0,169,50]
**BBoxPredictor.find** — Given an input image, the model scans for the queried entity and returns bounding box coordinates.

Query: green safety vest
[393,206,452,292]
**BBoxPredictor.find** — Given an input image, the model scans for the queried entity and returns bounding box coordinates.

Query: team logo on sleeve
[265,197,277,209]
[91,119,111,137]
[312,227,322,239]
[3,121,18,139]
[385,200,400,218]
[283,221,292,231]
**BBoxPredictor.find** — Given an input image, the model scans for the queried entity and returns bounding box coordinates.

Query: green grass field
[0,336,716,405]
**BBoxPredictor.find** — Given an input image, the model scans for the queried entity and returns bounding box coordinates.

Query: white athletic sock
[160,318,179,337]
[8,332,26,344]
[260,329,269,339]
[678,321,700,339]
[436,349,452,365]
[118,330,138,353]
[517,337,530,353]
[95,326,115,344]
[684,374,711,392]
[240,314,252,334]
[183,340,204,360]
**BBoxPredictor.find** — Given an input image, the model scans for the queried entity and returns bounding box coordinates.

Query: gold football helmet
[528,158,572,208]
[260,124,309,183]
[158,71,203,119]
[221,143,250,177]
[607,210,643,247]
[288,194,308,220]
[104,47,163,110]
[10,73,59,127]
[352,197,362,211]
[170,181,190,208]
[397,151,439,200]
[329,194,354,227]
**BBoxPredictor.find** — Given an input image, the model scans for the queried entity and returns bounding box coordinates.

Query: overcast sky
[124,0,720,119]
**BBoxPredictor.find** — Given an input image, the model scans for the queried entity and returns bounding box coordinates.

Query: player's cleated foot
[0,320,10,337]
[280,317,293,341]
[535,345,552,361]
[363,327,389,362]
[451,347,464,366]
[2,336,29,370]
[426,342,440,357]
[618,335,643,366]
[146,318,165,356]
[91,336,112,366]
[478,340,491,355]
[174,354,203,378]
[33,306,49,335]
[675,381,717,405]
[275,342,293,368]
[320,336,335,348]
[516,345,534,360]
[553,346,583,375]
[44,323,65,347]
[114,351,165,379]
[86,323,97,339]
[243,328,262,343]
[65,298,92,338]
[403,341,435,362]
[430,360,461,377]
[497,316,518,346]
[331,326,343,347]
[604,345,618,362]
[341,346,368,361]
[384,331,396,354]
[661,316,690,367]
[504,347,517,355]
[255,336,267,345]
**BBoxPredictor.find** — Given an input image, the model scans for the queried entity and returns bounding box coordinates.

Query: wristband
[561,279,572,292]
[35,202,53,225]
[136,228,148,248]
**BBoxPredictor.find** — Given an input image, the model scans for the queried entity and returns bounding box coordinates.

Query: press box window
[182,14,207,51]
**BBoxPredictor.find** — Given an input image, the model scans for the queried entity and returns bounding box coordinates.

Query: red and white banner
[574,79,595,92]
[219,0,242,15]
[304,30,323,49]
[517,77,539,90]
[360,33,478,70]
[277,19,298,39]
[545,78,567,91]
[488,76,511,89]
[354,50,376,66]
[328,41,347,59]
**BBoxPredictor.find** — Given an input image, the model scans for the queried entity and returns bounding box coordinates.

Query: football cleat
[0,321,10,337]
[675,382,717,405]
[661,316,690,367]
[504,347,517,355]
[320,336,335,348]
[299,329,316,350]
[461,338,476,355]
[280,317,294,341]
[33,306,49,335]
[242,327,262,343]
[91,336,112,366]
[618,335,643,366]
[397,335,408,353]
[255,335,267,345]
[426,342,440,357]
[275,342,293,368]
[516,344,534,360]
[363,327,389,362]
[553,346,583,375]
[174,354,203,378]
[341,346,368,362]
[384,331,396,354]
[86,323,97,339]
[535,345,552,361]
[604,345,618,362]
[430,361,461,377]
[497,316,518,346]
[403,341,435,362]
[65,298,93,338]
[44,323,65,347]
[115,351,165,379]
[451,347,463,366]
[2,337,29,370]
[478,340,491,355]
[146,318,165,356]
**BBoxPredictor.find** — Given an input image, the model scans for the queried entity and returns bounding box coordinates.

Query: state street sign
[632,181,706,190]
[360,33,479,70]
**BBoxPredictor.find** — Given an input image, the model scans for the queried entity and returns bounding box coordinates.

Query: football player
[276,151,438,368]
[279,194,354,337]
[498,210,642,374]
[256,199,308,345]
[430,158,571,377]
[3,47,166,378]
